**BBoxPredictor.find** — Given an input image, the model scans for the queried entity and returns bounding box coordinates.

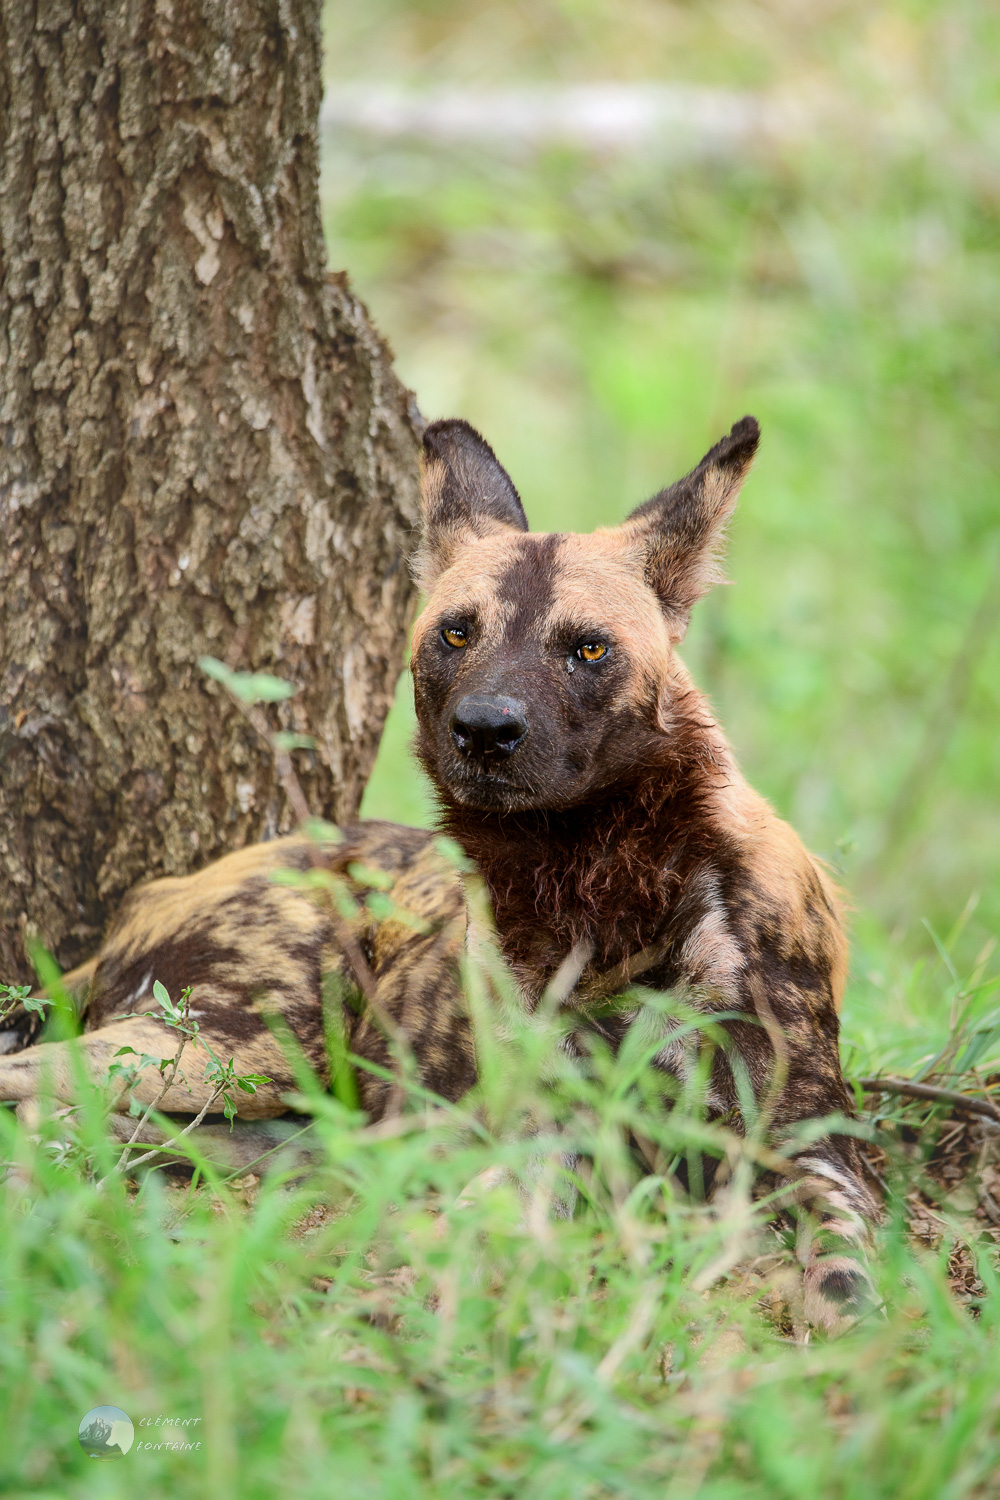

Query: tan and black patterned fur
[1,414,878,1331]
[0,824,472,1141]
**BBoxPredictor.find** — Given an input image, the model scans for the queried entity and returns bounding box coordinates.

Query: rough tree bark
[0,0,422,984]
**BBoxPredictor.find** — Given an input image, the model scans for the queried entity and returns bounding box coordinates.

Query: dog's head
[410,416,759,813]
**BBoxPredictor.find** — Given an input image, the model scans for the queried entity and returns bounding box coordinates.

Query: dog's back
[0,823,473,1122]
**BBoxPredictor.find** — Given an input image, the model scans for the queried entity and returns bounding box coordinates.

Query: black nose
[450,694,529,760]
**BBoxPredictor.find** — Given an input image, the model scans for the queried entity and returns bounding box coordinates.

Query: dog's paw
[803,1254,880,1336]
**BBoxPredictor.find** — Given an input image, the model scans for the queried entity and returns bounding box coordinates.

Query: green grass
[2,936,999,1498]
[5,3,1000,1494]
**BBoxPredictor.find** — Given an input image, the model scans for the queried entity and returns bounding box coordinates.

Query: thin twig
[857,1075,1000,1122]
[229,695,312,825]
[570,941,666,1008]
[216,1124,317,1182]
[227,681,415,1100]
[104,1031,191,1180]
[971,1066,1000,1125]
[103,1082,234,1177]
[226,682,380,1011]
[747,979,791,1143]
[325,903,413,1058]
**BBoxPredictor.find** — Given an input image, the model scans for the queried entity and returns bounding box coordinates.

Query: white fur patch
[678,871,744,996]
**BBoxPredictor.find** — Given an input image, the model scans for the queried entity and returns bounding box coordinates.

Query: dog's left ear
[415,419,529,590]
[623,416,760,638]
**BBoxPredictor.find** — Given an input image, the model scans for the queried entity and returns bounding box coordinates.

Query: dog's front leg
[723,1000,881,1335]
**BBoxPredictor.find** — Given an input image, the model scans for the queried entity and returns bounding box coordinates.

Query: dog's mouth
[444,758,539,810]
[418,720,550,811]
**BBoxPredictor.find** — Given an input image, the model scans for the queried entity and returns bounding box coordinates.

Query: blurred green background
[321,0,999,1068]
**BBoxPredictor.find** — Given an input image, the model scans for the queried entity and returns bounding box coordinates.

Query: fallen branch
[102,1082,234,1179]
[857,1075,1000,1123]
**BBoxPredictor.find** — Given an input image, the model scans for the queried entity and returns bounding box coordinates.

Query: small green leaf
[22,995,50,1015]
[198,656,296,704]
[152,979,172,1008]
[301,817,343,846]
[364,891,395,921]
[1,983,32,1003]
[25,941,77,1036]
[233,673,296,703]
[432,835,475,872]
[347,861,395,891]
[272,731,316,752]
[113,1046,138,1057]
[332,885,362,922]
[204,1055,237,1087]
[198,655,235,686]
[271,866,341,894]
[235,1073,271,1092]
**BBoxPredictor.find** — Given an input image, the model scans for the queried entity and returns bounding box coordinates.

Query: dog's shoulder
[691,762,848,1012]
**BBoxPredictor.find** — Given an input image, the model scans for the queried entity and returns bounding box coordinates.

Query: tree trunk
[0,0,421,984]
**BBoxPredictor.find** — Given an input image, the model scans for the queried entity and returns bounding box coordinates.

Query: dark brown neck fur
[435,698,729,985]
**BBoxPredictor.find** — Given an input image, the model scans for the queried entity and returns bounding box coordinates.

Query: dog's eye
[441,626,468,650]
[577,642,608,662]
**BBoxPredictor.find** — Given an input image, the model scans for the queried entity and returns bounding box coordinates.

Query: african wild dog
[0,415,877,1331]
[411,416,878,1327]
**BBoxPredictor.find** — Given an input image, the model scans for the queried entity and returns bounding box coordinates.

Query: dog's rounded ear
[623,416,760,638]
[416,420,528,589]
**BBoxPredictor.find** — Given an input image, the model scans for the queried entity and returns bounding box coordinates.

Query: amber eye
[441,626,468,650]
[577,641,608,662]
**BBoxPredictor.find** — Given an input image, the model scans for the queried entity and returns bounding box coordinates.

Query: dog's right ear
[415,420,529,590]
